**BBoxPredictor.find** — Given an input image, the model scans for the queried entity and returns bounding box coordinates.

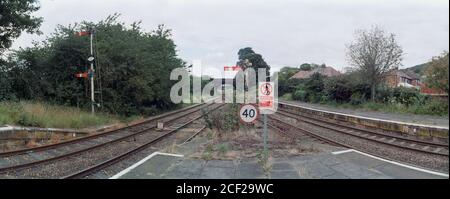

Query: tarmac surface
[113,150,448,179]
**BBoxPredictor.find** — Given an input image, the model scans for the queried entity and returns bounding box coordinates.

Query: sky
[11,0,450,78]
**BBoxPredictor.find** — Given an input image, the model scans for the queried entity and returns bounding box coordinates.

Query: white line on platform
[331,149,354,155]
[332,149,449,178]
[109,152,184,179]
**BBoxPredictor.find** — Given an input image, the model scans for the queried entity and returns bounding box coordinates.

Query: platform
[111,150,448,179]
[280,100,449,128]
[279,100,449,141]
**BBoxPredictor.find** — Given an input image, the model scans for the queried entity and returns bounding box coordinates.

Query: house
[384,69,446,94]
[290,66,341,79]
[384,70,421,89]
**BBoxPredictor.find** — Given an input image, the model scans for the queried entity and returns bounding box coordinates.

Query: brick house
[384,69,445,94]
[384,70,421,89]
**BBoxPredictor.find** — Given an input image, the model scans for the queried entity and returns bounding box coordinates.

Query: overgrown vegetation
[203,103,240,133]
[282,69,448,116]
[425,51,449,94]
[277,27,448,117]
[279,68,448,116]
[0,101,122,129]
[0,14,185,116]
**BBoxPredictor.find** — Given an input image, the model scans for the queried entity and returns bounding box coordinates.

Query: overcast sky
[11,0,449,77]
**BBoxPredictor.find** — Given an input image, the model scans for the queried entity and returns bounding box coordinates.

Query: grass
[328,101,449,117]
[280,93,293,101]
[0,101,124,129]
[283,92,449,117]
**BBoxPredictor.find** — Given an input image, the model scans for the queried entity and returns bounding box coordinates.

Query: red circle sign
[239,104,259,123]
[260,83,273,96]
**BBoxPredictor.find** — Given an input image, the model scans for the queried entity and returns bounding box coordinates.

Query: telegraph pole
[89,29,95,114]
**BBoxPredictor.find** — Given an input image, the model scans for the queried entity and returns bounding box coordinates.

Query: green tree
[279,66,299,80]
[425,51,449,94]
[4,14,185,116]
[0,0,42,52]
[236,47,271,82]
[278,66,300,96]
[299,63,311,71]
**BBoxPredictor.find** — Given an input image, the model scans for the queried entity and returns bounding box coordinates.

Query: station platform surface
[280,100,449,128]
[111,150,448,179]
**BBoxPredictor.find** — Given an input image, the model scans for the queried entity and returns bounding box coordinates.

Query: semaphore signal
[75,29,97,114]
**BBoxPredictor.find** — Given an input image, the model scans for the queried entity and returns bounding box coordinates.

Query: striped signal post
[76,29,96,114]
[89,29,95,114]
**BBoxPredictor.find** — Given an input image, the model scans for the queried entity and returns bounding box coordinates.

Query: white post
[263,113,268,160]
[90,31,95,114]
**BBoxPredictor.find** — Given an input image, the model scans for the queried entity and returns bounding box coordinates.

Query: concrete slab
[336,152,386,168]
[205,160,235,168]
[332,150,448,179]
[330,162,387,179]
[199,166,235,179]
[235,161,266,179]
[164,159,205,179]
[111,150,447,179]
[321,172,350,179]
[270,170,300,179]
[296,161,336,178]
[320,156,342,166]
[119,154,182,179]
[271,162,295,171]
[372,163,446,179]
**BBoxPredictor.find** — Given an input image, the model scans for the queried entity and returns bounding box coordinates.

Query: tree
[0,0,42,52]
[236,47,270,82]
[425,51,449,94]
[278,66,300,96]
[4,15,185,116]
[347,26,403,101]
[279,66,300,80]
[299,63,311,71]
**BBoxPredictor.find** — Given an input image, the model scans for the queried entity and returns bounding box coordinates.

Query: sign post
[89,30,95,114]
[258,82,275,160]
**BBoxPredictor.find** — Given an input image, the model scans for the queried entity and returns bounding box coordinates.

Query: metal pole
[263,113,268,160]
[90,31,95,114]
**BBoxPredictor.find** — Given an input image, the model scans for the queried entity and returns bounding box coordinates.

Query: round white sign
[239,104,259,123]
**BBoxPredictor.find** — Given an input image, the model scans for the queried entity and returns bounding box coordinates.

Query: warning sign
[258,82,276,114]
[239,104,258,123]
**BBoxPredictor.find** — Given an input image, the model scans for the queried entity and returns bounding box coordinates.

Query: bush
[280,93,293,101]
[279,78,304,97]
[324,74,370,103]
[324,77,352,102]
[350,93,366,105]
[206,104,239,133]
[377,87,422,106]
[292,89,308,101]
[413,99,448,116]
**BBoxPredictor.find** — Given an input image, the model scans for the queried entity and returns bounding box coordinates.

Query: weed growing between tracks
[191,104,329,175]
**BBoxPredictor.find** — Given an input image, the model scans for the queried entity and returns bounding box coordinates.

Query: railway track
[258,117,346,148]
[276,105,449,157]
[63,112,217,179]
[0,102,208,158]
[269,104,448,172]
[0,101,223,178]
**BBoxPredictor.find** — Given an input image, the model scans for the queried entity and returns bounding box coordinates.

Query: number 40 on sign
[239,104,258,124]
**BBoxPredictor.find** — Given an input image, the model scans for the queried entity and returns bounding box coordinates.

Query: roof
[387,69,420,80]
[290,66,341,79]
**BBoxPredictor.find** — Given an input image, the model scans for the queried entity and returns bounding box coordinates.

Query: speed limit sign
[239,104,259,123]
